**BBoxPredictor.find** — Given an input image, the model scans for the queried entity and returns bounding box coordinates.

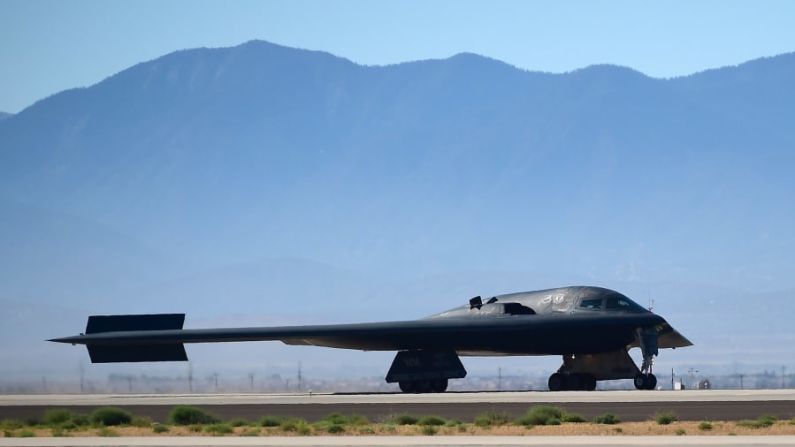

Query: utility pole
[739,374,744,390]
[79,362,85,393]
[783,366,787,389]
[248,372,255,392]
[297,362,303,392]
[188,364,194,393]
[211,373,219,392]
[671,368,675,390]
[497,367,502,391]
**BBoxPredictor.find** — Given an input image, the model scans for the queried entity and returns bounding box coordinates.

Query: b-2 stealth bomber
[51,286,691,392]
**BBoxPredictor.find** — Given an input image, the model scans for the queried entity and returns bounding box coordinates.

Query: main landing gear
[398,378,448,393]
[633,373,657,390]
[547,372,597,391]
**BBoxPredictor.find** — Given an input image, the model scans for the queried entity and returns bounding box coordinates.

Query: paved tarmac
[2,390,794,422]
[2,436,795,447]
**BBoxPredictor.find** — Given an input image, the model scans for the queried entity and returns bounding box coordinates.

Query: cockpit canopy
[578,292,646,312]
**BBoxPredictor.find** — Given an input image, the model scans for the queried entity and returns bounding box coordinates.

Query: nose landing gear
[635,326,659,390]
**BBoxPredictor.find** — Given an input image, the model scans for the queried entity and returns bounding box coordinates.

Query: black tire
[646,374,657,390]
[431,378,448,393]
[398,381,415,393]
[566,374,581,391]
[416,380,433,393]
[633,374,648,390]
[583,374,597,391]
[548,373,565,391]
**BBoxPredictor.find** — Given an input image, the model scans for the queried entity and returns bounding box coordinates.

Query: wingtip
[48,336,80,344]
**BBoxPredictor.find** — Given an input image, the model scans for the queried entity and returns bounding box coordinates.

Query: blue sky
[1,0,795,113]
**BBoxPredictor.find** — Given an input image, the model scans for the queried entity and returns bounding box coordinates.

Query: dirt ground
[5,420,795,437]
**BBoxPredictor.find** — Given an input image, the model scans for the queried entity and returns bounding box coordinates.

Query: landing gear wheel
[548,373,565,391]
[646,373,657,390]
[566,374,582,390]
[398,381,415,393]
[634,373,657,390]
[416,380,433,393]
[430,378,448,393]
[582,374,597,391]
[634,374,647,390]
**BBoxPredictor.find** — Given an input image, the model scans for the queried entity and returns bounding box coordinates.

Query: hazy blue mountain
[0,112,10,121]
[2,40,795,379]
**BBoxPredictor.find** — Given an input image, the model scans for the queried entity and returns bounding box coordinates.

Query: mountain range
[1,40,794,381]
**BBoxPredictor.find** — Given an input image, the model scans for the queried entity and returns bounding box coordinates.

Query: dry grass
[5,420,795,437]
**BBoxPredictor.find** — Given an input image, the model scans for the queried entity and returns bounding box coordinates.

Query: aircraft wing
[49,313,543,363]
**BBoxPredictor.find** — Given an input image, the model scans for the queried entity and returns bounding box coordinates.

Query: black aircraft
[50,286,691,392]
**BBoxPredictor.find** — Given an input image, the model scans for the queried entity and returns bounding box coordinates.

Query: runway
[2,390,794,422]
[3,436,795,447]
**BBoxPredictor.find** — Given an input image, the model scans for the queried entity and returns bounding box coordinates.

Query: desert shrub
[562,412,586,423]
[613,427,623,433]
[326,424,345,434]
[517,406,565,426]
[655,411,678,425]
[445,419,463,427]
[228,418,250,427]
[759,415,778,426]
[474,411,510,427]
[0,419,23,430]
[737,415,777,429]
[296,420,311,435]
[279,418,307,432]
[594,413,620,424]
[698,421,713,431]
[259,415,284,427]
[152,424,169,433]
[188,424,203,432]
[418,415,446,426]
[420,424,438,435]
[358,426,375,434]
[241,428,260,436]
[90,407,132,426]
[322,413,368,425]
[131,416,153,427]
[546,417,562,425]
[18,429,35,437]
[51,427,67,437]
[388,413,419,425]
[44,409,74,425]
[72,414,90,426]
[675,428,686,435]
[382,424,397,433]
[168,406,218,425]
[204,423,233,435]
[3,430,14,437]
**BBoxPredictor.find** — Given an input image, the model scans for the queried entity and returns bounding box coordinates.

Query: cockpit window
[578,298,603,310]
[605,294,646,312]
